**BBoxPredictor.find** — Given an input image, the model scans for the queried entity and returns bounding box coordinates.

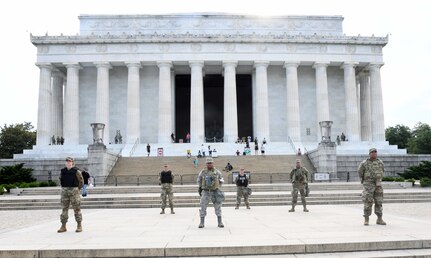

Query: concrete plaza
[0,203,430,257]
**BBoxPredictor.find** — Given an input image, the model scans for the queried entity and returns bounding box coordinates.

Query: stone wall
[0,158,89,183]
[337,154,431,182]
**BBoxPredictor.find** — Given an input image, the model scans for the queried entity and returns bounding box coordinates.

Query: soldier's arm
[304,168,310,183]
[357,161,365,184]
[76,170,84,190]
[290,169,294,182]
[171,172,174,185]
[217,170,225,185]
[197,171,203,187]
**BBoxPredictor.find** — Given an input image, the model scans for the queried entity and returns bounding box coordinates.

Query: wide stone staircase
[1,182,430,210]
[106,154,315,185]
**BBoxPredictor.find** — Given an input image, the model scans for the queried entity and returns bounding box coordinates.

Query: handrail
[129,138,140,157]
[287,136,296,153]
[303,146,318,173]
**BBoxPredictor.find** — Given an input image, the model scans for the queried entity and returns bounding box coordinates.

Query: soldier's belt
[203,189,219,192]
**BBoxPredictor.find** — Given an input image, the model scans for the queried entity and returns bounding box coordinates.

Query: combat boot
[57,223,67,233]
[75,222,82,233]
[170,208,175,214]
[364,216,369,226]
[303,205,309,212]
[217,216,224,228]
[198,217,205,228]
[160,209,165,214]
[288,205,295,212]
[246,204,251,209]
[235,204,239,209]
[376,215,386,225]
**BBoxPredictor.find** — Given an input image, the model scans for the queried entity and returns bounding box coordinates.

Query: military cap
[65,156,74,162]
[205,157,214,164]
[369,148,377,154]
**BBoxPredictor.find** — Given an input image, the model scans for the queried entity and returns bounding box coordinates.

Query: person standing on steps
[235,168,251,209]
[289,159,310,212]
[146,143,151,157]
[197,158,225,228]
[159,164,175,214]
[57,157,84,233]
[358,148,386,226]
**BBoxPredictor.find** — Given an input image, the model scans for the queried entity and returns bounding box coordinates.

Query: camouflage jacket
[358,158,384,185]
[290,167,309,184]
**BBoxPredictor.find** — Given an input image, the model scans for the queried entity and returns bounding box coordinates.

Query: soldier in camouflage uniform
[159,164,175,214]
[197,158,225,228]
[57,157,84,233]
[289,159,310,212]
[235,168,251,209]
[358,148,387,226]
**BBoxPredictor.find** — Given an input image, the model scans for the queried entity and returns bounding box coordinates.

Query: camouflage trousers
[236,186,249,206]
[362,183,383,217]
[199,189,222,217]
[291,182,307,206]
[160,183,174,209]
[60,187,82,223]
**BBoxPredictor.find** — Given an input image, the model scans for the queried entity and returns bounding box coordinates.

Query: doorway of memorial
[174,75,191,143]
[236,74,253,142]
[204,75,224,142]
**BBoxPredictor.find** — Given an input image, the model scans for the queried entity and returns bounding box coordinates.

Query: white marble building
[26,13,402,157]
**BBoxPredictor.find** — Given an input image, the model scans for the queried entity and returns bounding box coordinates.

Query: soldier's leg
[244,190,250,209]
[374,186,386,225]
[58,189,70,232]
[362,184,374,225]
[60,189,71,223]
[160,186,167,214]
[199,191,210,228]
[71,188,82,222]
[168,185,175,214]
[71,188,82,232]
[299,188,308,212]
[212,192,224,228]
[235,187,241,208]
[199,191,210,217]
[289,188,298,212]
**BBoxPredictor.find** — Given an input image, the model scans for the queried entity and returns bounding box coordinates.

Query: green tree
[0,163,36,184]
[408,123,431,154]
[398,161,431,180]
[0,122,36,159]
[385,124,412,150]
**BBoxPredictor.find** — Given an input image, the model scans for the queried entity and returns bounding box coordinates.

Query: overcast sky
[0,0,430,130]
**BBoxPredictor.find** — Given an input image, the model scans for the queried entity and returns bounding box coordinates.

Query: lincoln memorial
[25,13,403,158]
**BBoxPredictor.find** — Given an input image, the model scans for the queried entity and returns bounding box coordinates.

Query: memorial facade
[31,14,387,148]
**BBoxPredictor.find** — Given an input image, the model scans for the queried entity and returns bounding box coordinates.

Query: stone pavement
[0,203,430,257]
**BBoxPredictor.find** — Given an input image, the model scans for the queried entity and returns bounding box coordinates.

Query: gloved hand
[198,187,202,196]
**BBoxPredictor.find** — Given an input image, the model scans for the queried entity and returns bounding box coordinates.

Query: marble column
[359,71,372,141]
[95,62,112,144]
[252,71,257,140]
[284,62,301,142]
[223,61,238,143]
[51,70,64,140]
[171,70,176,139]
[126,62,141,144]
[64,63,81,144]
[254,61,270,142]
[341,62,360,141]
[189,61,205,143]
[313,62,330,141]
[36,63,53,146]
[157,61,173,143]
[368,63,385,141]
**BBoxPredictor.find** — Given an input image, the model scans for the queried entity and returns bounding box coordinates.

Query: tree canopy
[385,124,412,150]
[0,122,36,159]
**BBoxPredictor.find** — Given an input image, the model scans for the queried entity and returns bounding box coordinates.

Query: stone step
[1,192,430,210]
[14,182,410,195]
